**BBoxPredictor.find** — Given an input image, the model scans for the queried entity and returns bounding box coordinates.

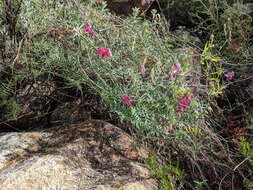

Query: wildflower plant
[18,2,219,188]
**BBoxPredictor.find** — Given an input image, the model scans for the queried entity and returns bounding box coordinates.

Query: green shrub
[147,155,184,190]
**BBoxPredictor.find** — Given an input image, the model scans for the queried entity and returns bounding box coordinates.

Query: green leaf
[184,62,188,71]
[219,86,227,90]
[203,43,208,53]
[150,67,155,84]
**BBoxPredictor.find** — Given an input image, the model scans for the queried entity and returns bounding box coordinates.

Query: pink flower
[84,26,96,39]
[97,48,110,59]
[172,61,183,78]
[141,64,146,75]
[176,92,194,114]
[176,106,182,114]
[122,94,132,106]
[224,71,234,80]
[85,26,92,33]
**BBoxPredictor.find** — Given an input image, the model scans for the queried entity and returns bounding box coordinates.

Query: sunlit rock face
[0,121,157,190]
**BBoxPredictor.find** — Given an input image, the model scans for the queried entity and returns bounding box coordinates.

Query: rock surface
[0,120,157,190]
[0,132,51,170]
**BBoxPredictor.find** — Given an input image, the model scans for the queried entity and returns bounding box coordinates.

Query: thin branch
[11,37,24,73]
[233,156,250,171]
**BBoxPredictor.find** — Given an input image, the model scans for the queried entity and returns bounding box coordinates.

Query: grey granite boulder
[0,120,157,190]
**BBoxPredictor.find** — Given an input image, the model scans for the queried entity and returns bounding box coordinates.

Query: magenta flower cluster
[122,94,132,106]
[122,60,193,110]
[84,26,97,39]
[224,71,234,80]
[172,61,183,78]
[84,26,110,59]
[167,61,184,80]
[141,63,146,75]
[97,48,110,59]
[176,92,194,114]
